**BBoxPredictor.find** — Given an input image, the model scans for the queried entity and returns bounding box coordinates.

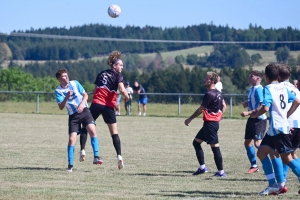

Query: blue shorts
[138,97,148,105]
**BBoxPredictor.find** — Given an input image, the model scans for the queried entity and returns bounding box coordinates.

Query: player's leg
[192,124,208,175]
[103,106,124,169]
[137,99,142,115]
[78,126,87,162]
[67,115,81,172]
[269,149,286,195]
[257,135,279,195]
[142,97,147,116]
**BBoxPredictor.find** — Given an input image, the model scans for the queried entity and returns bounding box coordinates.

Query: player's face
[58,73,69,87]
[204,76,212,86]
[248,74,259,85]
[113,60,124,73]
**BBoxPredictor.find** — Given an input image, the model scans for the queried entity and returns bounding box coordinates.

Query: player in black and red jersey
[184,72,227,177]
[90,51,129,170]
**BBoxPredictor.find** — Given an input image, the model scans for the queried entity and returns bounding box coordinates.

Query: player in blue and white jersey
[251,64,300,195]
[240,70,267,173]
[55,69,102,172]
[278,64,300,182]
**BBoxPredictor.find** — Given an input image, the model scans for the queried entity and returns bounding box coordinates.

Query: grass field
[0,113,300,199]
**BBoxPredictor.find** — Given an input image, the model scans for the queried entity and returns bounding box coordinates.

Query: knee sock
[271,158,284,184]
[112,134,121,155]
[261,156,276,186]
[67,145,74,166]
[287,159,300,182]
[246,146,257,167]
[211,146,223,171]
[282,162,289,181]
[90,137,99,157]
[193,140,204,166]
[79,129,87,150]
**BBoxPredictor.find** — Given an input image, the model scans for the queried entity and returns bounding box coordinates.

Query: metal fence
[0,91,247,117]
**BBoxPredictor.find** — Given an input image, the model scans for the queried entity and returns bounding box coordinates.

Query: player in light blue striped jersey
[251,64,300,195]
[240,70,267,174]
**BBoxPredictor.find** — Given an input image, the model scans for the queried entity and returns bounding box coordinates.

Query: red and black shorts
[195,121,219,144]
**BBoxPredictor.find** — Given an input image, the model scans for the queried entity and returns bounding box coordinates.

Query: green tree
[275,46,290,63]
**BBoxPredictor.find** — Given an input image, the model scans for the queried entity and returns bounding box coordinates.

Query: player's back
[263,83,294,135]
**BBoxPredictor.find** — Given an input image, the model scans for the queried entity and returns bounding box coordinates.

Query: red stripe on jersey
[203,109,222,122]
[92,87,117,108]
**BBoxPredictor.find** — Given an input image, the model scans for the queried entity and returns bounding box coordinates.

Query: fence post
[178,94,181,117]
[36,94,40,113]
[230,95,232,118]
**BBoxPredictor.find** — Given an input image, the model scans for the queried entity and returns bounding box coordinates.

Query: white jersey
[125,86,133,99]
[263,82,296,136]
[280,81,300,128]
[247,84,267,120]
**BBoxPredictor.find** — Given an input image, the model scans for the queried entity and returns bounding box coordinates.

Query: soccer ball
[108,4,121,18]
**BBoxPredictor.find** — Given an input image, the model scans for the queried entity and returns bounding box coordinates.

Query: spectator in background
[293,79,298,88]
[133,81,147,116]
[215,75,223,93]
[124,81,133,115]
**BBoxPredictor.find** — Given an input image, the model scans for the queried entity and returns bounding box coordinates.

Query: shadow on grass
[147,190,255,198]
[0,167,64,171]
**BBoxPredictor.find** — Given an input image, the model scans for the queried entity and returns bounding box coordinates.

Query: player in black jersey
[184,72,227,177]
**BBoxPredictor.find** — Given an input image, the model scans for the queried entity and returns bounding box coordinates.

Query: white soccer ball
[108,4,121,18]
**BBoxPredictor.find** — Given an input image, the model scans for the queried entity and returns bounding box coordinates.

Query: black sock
[193,140,205,165]
[80,128,88,150]
[112,134,121,155]
[211,146,223,170]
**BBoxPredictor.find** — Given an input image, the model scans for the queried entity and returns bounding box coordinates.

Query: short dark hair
[265,64,279,81]
[55,69,68,79]
[251,70,263,78]
[278,64,292,81]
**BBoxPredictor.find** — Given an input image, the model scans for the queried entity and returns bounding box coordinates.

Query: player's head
[107,51,123,73]
[204,71,218,87]
[249,70,263,86]
[278,64,292,82]
[265,64,279,83]
[55,69,69,86]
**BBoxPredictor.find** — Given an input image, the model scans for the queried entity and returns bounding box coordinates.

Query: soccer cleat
[138,112,142,116]
[246,167,259,173]
[259,186,279,195]
[271,185,288,195]
[79,149,86,162]
[213,171,226,177]
[193,167,208,175]
[93,157,103,165]
[118,155,124,169]
[143,113,146,116]
[66,165,73,172]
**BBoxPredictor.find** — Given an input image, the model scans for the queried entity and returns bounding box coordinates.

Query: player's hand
[240,111,248,117]
[123,97,129,102]
[184,118,192,126]
[243,102,248,108]
[67,90,73,97]
[77,104,84,113]
[289,127,294,135]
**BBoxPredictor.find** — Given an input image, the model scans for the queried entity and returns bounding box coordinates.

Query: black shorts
[195,122,219,144]
[68,107,95,134]
[261,133,294,154]
[244,118,267,140]
[290,128,300,150]
[89,103,116,124]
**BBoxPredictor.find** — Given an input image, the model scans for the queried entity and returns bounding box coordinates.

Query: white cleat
[259,186,279,195]
[118,155,124,170]
[79,149,86,162]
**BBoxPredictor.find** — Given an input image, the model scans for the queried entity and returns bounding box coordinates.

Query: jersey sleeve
[55,89,64,104]
[74,80,85,95]
[201,93,211,108]
[287,88,296,103]
[262,87,272,107]
[255,86,264,103]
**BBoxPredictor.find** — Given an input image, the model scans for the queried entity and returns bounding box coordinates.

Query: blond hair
[206,71,218,84]
[107,51,122,67]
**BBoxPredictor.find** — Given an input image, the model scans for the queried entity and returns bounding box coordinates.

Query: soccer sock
[287,159,300,181]
[79,128,87,150]
[90,137,99,157]
[261,156,276,185]
[282,162,289,181]
[193,140,205,166]
[246,146,257,166]
[67,145,74,166]
[271,157,284,185]
[211,146,223,171]
[112,134,121,155]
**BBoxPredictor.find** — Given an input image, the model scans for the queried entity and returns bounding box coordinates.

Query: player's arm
[118,82,129,101]
[287,98,300,118]
[58,90,72,110]
[77,91,88,113]
[184,105,205,126]
[241,103,263,117]
[222,100,227,113]
[250,105,268,118]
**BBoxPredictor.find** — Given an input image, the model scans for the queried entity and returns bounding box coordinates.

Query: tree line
[1,23,300,61]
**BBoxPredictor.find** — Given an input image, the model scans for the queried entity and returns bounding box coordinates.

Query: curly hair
[55,68,68,79]
[107,51,122,67]
[206,71,218,84]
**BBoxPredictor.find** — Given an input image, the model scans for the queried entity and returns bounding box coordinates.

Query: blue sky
[1,0,299,34]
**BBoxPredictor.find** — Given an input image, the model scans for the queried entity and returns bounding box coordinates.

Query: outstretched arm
[184,105,205,126]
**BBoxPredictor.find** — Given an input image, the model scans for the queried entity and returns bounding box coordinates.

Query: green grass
[0,113,299,199]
